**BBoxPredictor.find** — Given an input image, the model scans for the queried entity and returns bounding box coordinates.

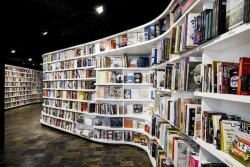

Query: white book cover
[157,70,165,88]
[137,32,144,43]
[186,13,199,47]
[126,104,133,114]
[94,43,100,54]
[127,33,138,45]
[131,89,139,99]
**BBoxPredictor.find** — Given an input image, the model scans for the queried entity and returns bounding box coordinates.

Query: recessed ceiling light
[33,64,35,66]
[96,6,103,14]
[11,49,16,54]
[29,58,32,61]
[41,29,48,36]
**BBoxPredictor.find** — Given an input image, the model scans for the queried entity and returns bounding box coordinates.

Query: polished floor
[0,103,151,167]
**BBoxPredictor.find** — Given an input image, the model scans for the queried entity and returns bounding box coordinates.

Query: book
[133,104,143,114]
[114,131,123,141]
[226,0,245,30]
[110,118,123,127]
[134,73,142,83]
[124,89,131,99]
[140,135,148,146]
[186,62,202,91]
[220,120,241,153]
[237,57,250,95]
[139,89,149,99]
[239,120,250,134]
[117,35,127,47]
[124,119,133,128]
[127,33,138,45]
[229,129,250,166]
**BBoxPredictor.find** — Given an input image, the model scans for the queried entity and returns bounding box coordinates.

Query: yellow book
[220,120,240,153]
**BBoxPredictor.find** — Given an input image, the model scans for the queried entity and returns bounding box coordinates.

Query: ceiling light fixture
[29,58,32,61]
[11,49,16,54]
[96,6,103,14]
[33,64,35,66]
[41,29,48,36]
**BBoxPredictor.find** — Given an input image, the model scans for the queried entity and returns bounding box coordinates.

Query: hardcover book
[237,57,250,95]
[133,104,143,114]
[226,0,245,30]
[110,118,123,127]
[220,120,241,153]
[134,73,142,83]
[124,89,131,99]
[229,129,250,166]
[114,131,123,141]
[239,120,250,134]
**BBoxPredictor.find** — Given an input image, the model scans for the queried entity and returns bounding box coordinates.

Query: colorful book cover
[237,57,250,95]
[226,0,245,30]
[220,120,241,153]
[229,129,250,166]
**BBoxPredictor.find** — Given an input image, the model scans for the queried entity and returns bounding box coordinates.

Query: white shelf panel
[43,66,95,73]
[43,96,95,103]
[40,121,74,134]
[95,67,150,71]
[195,138,244,167]
[94,83,123,86]
[94,67,125,70]
[42,54,96,65]
[5,101,42,110]
[95,98,151,102]
[41,112,74,123]
[156,88,172,92]
[5,95,29,98]
[95,83,152,86]
[43,78,96,81]
[5,81,31,83]
[43,88,96,92]
[93,126,152,139]
[5,86,32,88]
[194,92,250,104]
[5,90,32,93]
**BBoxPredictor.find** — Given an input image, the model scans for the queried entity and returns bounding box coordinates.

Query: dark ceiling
[2,0,171,70]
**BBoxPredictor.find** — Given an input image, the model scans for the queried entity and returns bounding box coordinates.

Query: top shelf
[194,92,250,104]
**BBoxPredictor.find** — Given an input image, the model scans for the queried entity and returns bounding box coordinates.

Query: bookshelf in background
[5,64,43,109]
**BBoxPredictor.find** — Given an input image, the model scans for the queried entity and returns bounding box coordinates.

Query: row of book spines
[43,102,95,113]
[43,72,93,80]
[42,116,75,131]
[157,97,201,130]
[151,38,171,65]
[203,57,250,95]
[43,92,95,101]
[5,66,36,73]
[44,59,94,70]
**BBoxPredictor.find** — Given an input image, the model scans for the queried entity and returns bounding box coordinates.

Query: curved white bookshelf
[40,0,250,166]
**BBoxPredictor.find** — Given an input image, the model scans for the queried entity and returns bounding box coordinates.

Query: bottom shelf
[5,101,43,110]
[40,120,156,167]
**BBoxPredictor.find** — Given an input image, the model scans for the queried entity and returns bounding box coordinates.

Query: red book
[189,154,199,167]
[237,57,250,95]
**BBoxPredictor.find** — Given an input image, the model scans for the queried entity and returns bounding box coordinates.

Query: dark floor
[0,103,151,167]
